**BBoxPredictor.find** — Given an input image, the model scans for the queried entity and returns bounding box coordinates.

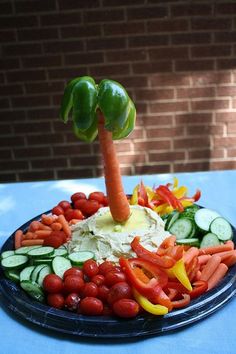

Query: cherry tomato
[47,293,65,309]
[105,271,127,287]
[63,275,85,294]
[79,297,103,316]
[98,261,115,275]
[107,282,132,305]
[88,192,105,204]
[74,199,88,213]
[71,192,87,203]
[113,299,140,318]
[82,282,98,298]
[58,200,71,211]
[91,274,105,286]
[102,196,108,206]
[65,208,84,222]
[63,267,84,279]
[43,230,66,248]
[82,200,100,216]
[52,205,64,216]
[82,259,99,278]
[97,285,109,302]
[64,293,80,311]
[43,274,64,294]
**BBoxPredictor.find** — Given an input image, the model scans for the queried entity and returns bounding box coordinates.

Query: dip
[69,205,170,264]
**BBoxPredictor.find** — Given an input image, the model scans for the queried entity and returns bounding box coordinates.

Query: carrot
[214,250,236,262]
[58,214,71,238]
[207,263,228,290]
[29,220,51,232]
[226,240,235,249]
[198,243,234,256]
[51,222,62,231]
[97,113,130,223]
[183,247,199,265]
[24,232,37,240]
[41,214,55,226]
[21,239,44,246]
[34,230,52,239]
[69,219,81,226]
[223,253,236,267]
[198,254,211,266]
[200,255,221,282]
[14,230,23,249]
[195,270,202,281]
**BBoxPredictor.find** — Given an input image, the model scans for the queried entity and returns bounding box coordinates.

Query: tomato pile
[43,259,140,318]
[52,191,108,222]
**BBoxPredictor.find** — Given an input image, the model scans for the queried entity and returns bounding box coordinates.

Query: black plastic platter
[0,210,236,338]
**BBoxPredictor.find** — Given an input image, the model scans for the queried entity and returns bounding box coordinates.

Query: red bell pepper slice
[189,280,208,299]
[131,236,175,269]
[155,185,184,212]
[119,257,168,299]
[171,293,191,309]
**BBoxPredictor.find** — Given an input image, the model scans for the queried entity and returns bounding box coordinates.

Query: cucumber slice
[176,238,200,247]
[169,218,194,240]
[210,217,233,241]
[165,211,180,231]
[20,265,35,282]
[37,265,51,287]
[52,256,72,278]
[1,250,15,259]
[1,255,28,269]
[5,268,20,283]
[179,205,200,220]
[15,245,42,255]
[28,246,54,258]
[68,251,95,266]
[20,280,45,302]
[31,264,47,282]
[31,258,52,266]
[49,248,68,258]
[194,208,220,232]
[200,233,220,248]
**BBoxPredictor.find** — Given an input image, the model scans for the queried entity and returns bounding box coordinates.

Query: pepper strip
[133,288,168,316]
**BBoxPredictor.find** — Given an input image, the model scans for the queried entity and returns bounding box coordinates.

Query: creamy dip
[69,205,170,264]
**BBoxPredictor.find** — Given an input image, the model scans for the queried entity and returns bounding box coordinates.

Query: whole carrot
[200,255,221,282]
[14,230,23,249]
[207,263,228,290]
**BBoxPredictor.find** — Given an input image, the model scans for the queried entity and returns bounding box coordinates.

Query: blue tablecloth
[0,170,235,354]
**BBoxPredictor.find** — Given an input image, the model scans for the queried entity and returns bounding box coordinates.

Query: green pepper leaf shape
[60,76,136,142]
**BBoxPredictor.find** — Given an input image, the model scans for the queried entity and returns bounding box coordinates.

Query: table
[0,170,235,354]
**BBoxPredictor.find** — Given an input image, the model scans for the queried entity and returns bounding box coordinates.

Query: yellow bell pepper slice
[130,185,139,205]
[168,259,192,291]
[133,288,169,316]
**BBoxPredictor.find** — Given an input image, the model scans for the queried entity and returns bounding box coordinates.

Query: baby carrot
[69,219,81,226]
[29,220,51,232]
[34,230,52,239]
[183,247,199,265]
[198,254,211,266]
[207,263,228,290]
[24,232,37,240]
[214,250,236,262]
[199,243,233,256]
[41,214,55,226]
[14,230,23,249]
[223,253,236,267]
[200,255,221,282]
[58,214,71,238]
[51,222,62,231]
[21,239,44,246]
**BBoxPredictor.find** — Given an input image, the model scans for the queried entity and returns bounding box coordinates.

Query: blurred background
[0,0,236,183]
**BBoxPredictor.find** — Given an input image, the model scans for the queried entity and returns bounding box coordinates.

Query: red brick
[19,171,55,182]
[186,125,224,136]
[56,168,93,179]
[177,87,215,99]
[174,137,210,149]
[129,34,169,48]
[70,155,100,166]
[132,61,172,74]
[175,113,213,125]
[85,9,124,23]
[87,37,126,51]
[227,123,236,134]
[104,22,146,36]
[0,16,38,29]
[147,19,189,33]
[113,141,132,153]
[90,63,130,78]
[13,122,52,134]
[60,25,101,39]
[22,55,62,69]
[174,162,209,172]
[31,158,68,169]
[40,12,82,26]
[26,134,64,146]
[217,59,236,70]
[25,82,64,94]
[65,52,104,66]
[150,101,188,113]
[216,112,236,123]
[210,160,236,171]
[214,137,236,148]
[150,73,191,87]
[149,151,185,163]
[134,140,171,151]
[15,0,56,13]
[217,86,236,96]
[191,99,230,111]
[0,83,22,97]
[7,70,46,83]
[0,58,20,70]
[0,136,25,148]
[140,115,173,126]
[18,28,58,41]
[115,76,148,89]
[48,67,89,80]
[191,45,231,58]
[0,98,10,109]
[147,126,184,139]
[0,124,12,134]
[26,108,58,120]
[0,2,13,14]
[192,18,232,31]
[188,149,224,160]
[135,164,170,175]
[0,149,12,160]
[191,72,231,86]
[215,32,236,43]
[0,110,26,122]
[127,6,167,20]
[135,88,174,101]
[172,32,211,45]
[106,49,147,63]
[0,30,16,42]
[129,128,144,139]
[14,147,51,158]
[44,40,84,53]
[0,173,16,182]
[0,160,29,171]
[216,3,236,14]
[58,0,99,9]
[171,4,212,17]
[52,144,92,156]
[11,95,50,108]
[117,153,146,165]
[149,47,189,60]
[175,60,214,72]
[3,43,42,56]
[227,149,236,158]
[103,0,144,6]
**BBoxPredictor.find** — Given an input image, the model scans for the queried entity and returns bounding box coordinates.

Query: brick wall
[0,0,236,183]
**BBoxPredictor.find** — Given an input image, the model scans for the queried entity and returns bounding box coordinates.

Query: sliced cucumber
[49,248,68,258]
[179,204,200,220]
[15,245,42,255]
[176,238,200,247]
[31,264,48,282]
[169,218,194,240]
[1,250,15,259]
[200,233,220,248]
[20,265,35,282]
[31,258,52,266]
[209,217,233,241]
[20,280,44,302]
[68,251,95,266]
[52,256,72,278]
[165,211,180,231]
[5,268,20,283]
[194,208,220,232]
[28,246,54,258]
[37,265,51,287]
[1,255,28,269]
